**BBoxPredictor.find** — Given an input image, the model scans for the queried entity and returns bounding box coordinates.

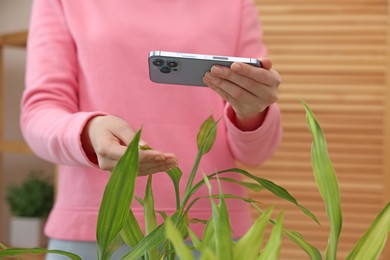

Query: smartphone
[148,51,262,87]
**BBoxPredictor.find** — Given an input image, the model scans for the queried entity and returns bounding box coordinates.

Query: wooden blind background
[242,0,390,259]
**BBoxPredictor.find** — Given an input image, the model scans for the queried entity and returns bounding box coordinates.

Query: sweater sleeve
[224,0,282,167]
[224,103,282,167]
[20,0,104,167]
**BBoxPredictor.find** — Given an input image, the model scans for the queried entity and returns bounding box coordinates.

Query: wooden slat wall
[243,0,389,259]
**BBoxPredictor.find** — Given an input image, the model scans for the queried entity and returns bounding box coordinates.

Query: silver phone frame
[148,51,261,87]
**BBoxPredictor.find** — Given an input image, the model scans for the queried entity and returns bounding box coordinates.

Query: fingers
[97,141,178,174]
[203,59,281,120]
[85,115,178,174]
[98,145,178,174]
[138,150,178,176]
[229,62,280,89]
[259,57,272,70]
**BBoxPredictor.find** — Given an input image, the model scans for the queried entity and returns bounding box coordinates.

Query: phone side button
[212,56,229,60]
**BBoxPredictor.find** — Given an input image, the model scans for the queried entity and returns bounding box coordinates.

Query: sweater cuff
[224,103,280,142]
[67,112,108,167]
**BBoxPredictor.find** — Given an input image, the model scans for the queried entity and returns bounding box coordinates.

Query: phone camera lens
[167,60,178,68]
[152,59,164,66]
[160,66,171,74]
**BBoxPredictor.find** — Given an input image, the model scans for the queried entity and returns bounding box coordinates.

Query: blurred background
[0,0,389,259]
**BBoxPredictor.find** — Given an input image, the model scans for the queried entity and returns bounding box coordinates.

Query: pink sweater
[21,0,281,240]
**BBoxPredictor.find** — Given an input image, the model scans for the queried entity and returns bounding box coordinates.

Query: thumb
[260,57,273,70]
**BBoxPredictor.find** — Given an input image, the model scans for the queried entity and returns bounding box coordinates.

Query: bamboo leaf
[107,233,125,259]
[157,210,169,220]
[121,208,144,248]
[189,218,208,225]
[251,202,322,260]
[96,129,141,259]
[122,210,188,260]
[210,177,264,192]
[199,248,217,260]
[209,176,233,260]
[201,176,216,253]
[165,219,194,260]
[284,230,322,260]
[188,229,203,252]
[303,100,342,260]
[0,248,81,259]
[234,207,272,260]
[134,196,144,206]
[182,117,220,208]
[346,202,390,260]
[196,115,217,156]
[122,224,166,260]
[144,175,158,259]
[184,194,256,219]
[257,212,284,260]
[166,167,183,209]
[144,176,158,229]
[186,169,319,225]
[201,216,215,252]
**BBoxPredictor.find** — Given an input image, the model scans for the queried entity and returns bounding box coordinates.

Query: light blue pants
[46,239,130,260]
[46,239,201,259]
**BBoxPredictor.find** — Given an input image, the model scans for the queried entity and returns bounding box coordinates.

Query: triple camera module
[152,59,178,74]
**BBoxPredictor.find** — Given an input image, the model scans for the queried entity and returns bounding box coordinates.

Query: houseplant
[0,101,389,259]
[5,171,54,248]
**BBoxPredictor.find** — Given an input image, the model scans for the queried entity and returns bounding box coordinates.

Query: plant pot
[10,216,46,247]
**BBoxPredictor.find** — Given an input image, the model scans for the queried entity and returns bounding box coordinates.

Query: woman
[21,0,282,258]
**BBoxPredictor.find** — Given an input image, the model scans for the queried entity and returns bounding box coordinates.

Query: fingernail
[212,66,223,75]
[205,73,217,82]
[166,158,177,164]
[231,62,241,71]
[154,155,164,161]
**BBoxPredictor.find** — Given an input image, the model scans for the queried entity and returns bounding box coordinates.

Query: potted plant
[5,171,54,248]
[0,102,389,259]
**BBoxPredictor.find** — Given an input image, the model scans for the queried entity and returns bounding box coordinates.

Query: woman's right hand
[81,115,178,176]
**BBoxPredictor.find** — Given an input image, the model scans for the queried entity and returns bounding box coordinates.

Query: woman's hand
[81,115,178,175]
[203,58,281,130]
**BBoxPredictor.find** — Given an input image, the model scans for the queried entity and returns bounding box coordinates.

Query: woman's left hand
[203,57,281,125]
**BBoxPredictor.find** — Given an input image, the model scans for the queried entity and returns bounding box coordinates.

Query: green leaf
[186,169,319,225]
[189,218,208,225]
[234,207,272,260]
[209,176,233,260]
[122,210,188,260]
[134,196,144,206]
[201,176,216,252]
[184,194,255,219]
[199,248,217,260]
[121,208,145,248]
[303,100,342,260]
[346,202,390,260]
[257,212,284,260]
[284,230,322,260]
[144,175,158,259]
[182,117,220,208]
[211,177,264,192]
[201,216,215,252]
[166,167,183,209]
[96,129,141,259]
[0,248,81,259]
[157,210,169,220]
[196,115,217,156]
[122,224,166,260]
[165,219,195,260]
[188,228,203,252]
[251,202,322,260]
